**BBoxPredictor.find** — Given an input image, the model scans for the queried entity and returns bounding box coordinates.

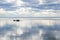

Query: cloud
[0,8,18,17]
[16,7,32,17]
[31,10,57,17]
[0,6,60,19]
[35,0,60,4]
[5,0,15,3]
[0,8,6,13]
[0,0,17,11]
[15,7,60,17]
[44,0,60,4]
[0,0,15,3]
[15,0,25,6]
[0,0,60,17]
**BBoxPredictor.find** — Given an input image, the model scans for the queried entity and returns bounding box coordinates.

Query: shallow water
[0,18,60,40]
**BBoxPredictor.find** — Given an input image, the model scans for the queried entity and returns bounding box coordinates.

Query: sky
[0,0,60,17]
[0,0,60,40]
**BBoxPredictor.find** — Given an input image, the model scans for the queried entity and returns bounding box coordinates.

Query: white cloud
[15,0,25,6]
[5,0,15,3]
[37,0,60,4]
[0,0,15,4]
[0,8,18,17]
[0,8,6,13]
[0,7,60,17]
[16,7,32,17]
[32,10,57,17]
[54,0,60,4]
[38,0,46,4]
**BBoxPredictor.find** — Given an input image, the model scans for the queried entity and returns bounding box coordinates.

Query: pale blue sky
[0,0,60,17]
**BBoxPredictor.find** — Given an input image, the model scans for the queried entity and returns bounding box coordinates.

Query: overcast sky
[0,0,60,17]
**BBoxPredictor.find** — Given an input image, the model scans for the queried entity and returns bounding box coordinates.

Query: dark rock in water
[16,19,20,22]
[13,19,20,22]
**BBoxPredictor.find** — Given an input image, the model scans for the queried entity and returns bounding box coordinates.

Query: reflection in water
[8,24,60,40]
[42,31,56,40]
[0,19,60,40]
